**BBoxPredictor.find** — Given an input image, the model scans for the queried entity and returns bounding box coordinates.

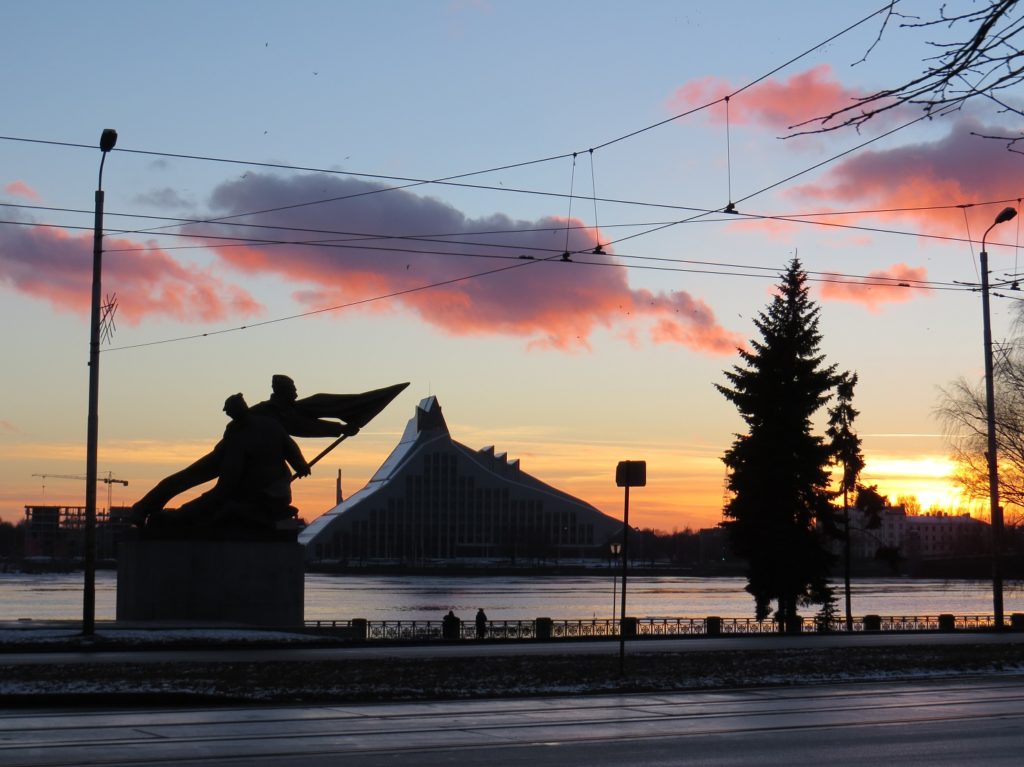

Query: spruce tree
[826,371,864,632]
[716,258,839,629]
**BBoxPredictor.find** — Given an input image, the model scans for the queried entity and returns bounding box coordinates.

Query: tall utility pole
[84,128,118,637]
[979,205,1017,630]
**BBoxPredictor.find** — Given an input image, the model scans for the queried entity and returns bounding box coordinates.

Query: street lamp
[84,128,117,636]
[980,205,1016,631]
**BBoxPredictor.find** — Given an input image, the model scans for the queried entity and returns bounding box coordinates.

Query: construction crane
[32,471,129,511]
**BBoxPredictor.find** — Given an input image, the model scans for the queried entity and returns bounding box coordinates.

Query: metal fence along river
[306,613,1017,641]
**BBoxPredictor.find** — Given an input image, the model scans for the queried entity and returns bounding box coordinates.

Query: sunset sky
[3,1,1022,531]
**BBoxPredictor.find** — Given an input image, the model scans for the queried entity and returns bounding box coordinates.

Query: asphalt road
[3,675,1023,766]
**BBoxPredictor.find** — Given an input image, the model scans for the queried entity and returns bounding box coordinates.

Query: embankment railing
[306,612,1021,640]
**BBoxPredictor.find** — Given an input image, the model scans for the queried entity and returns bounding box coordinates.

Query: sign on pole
[615,460,645,674]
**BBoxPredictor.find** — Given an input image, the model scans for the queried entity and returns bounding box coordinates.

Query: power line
[7,193,1024,280]
[0,210,999,286]
[588,3,893,152]
[101,259,972,354]
[97,246,975,355]
[9,195,1024,247]
[0,6,989,353]
[599,102,964,251]
[0,5,894,238]
[104,252,564,352]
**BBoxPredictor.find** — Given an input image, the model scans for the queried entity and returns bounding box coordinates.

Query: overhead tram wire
[0,4,892,239]
[0,13,993,357]
[0,208,1005,274]
[9,195,1024,248]
[7,190,1024,270]
[9,194,1024,264]
[586,2,893,153]
[84,185,978,353]
[0,3,893,269]
[82,212,1000,287]
[93,228,973,357]
[196,1,891,228]
[8,183,1024,255]
[103,252,973,355]
[103,249,574,353]
[730,106,963,211]
[562,153,578,260]
[724,96,735,213]
[0,5,986,346]
[589,150,605,254]
[574,257,966,292]
[595,103,965,254]
[4,197,1019,282]
[0,134,575,240]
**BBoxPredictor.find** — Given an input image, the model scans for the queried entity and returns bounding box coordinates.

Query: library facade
[299,397,622,563]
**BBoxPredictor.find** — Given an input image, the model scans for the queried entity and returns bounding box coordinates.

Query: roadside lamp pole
[615,460,645,674]
[84,128,117,636]
[980,205,1016,631]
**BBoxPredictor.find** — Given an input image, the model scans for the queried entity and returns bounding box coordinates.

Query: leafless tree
[936,303,1024,522]
[794,1,1024,147]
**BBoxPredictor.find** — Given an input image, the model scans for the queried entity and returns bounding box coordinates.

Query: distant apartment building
[847,505,988,561]
[300,396,622,563]
[23,505,132,562]
[697,526,732,566]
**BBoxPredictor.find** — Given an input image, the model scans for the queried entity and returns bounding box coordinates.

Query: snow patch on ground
[0,627,326,646]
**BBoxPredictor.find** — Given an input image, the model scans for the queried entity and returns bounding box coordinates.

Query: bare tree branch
[791,0,1024,137]
[937,303,1024,515]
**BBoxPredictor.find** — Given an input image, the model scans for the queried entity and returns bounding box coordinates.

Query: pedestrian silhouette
[442,610,460,640]
[475,608,488,639]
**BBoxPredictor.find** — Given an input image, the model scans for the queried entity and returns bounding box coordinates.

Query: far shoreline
[7,557,1023,580]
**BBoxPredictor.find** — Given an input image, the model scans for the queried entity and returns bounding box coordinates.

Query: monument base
[116,539,304,627]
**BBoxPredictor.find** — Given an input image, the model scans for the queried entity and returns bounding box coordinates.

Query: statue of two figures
[131,376,408,540]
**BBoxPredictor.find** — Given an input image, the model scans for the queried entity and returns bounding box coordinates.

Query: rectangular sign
[615,460,646,488]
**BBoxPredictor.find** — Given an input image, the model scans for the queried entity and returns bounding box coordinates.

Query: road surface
[3,674,1023,766]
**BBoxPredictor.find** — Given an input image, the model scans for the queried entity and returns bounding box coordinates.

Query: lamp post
[84,128,117,636]
[980,205,1016,631]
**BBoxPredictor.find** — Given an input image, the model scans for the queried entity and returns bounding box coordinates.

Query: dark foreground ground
[3,640,1024,706]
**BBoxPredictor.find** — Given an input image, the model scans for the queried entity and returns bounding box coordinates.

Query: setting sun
[860,455,985,517]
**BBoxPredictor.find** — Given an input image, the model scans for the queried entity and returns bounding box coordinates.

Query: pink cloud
[789,115,1024,237]
[198,172,744,354]
[666,65,871,130]
[4,181,40,201]
[0,220,263,323]
[638,289,746,354]
[818,264,931,311]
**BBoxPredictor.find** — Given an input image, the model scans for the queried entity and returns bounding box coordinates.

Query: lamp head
[995,206,1017,225]
[99,129,118,153]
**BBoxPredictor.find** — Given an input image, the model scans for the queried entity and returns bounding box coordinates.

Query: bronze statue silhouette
[147,393,310,532]
[130,376,408,536]
[251,374,361,438]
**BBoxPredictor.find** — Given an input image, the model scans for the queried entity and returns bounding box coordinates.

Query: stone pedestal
[117,539,304,627]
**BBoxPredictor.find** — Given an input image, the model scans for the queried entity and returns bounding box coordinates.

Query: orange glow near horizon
[0,438,984,530]
[859,455,988,519]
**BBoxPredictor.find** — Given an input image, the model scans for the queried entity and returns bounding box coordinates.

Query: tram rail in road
[2,674,1024,766]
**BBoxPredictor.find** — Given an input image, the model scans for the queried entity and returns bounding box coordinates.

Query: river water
[2,572,1022,622]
